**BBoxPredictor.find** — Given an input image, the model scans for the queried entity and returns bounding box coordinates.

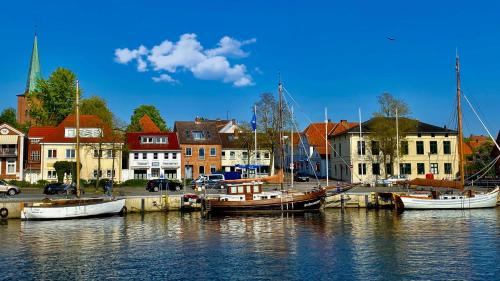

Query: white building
[219,133,271,177]
[125,132,181,181]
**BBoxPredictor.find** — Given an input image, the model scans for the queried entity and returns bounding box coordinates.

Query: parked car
[0,180,21,196]
[146,179,183,192]
[376,175,409,186]
[294,173,310,182]
[43,182,78,195]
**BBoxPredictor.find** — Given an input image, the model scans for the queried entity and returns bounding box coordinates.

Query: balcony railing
[0,148,17,157]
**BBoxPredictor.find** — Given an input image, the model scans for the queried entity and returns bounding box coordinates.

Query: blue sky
[0,0,499,136]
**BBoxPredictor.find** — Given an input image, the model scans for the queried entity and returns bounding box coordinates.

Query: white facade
[221,148,271,177]
[127,151,181,181]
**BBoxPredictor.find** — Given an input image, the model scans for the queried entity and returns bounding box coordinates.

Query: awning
[0,135,18,145]
[235,164,262,169]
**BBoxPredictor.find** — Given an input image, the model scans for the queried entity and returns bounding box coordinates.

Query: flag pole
[254,105,258,178]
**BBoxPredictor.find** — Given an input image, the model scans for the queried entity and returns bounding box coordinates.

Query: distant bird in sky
[387,36,396,41]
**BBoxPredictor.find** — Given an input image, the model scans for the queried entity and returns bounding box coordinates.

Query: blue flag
[251,112,257,131]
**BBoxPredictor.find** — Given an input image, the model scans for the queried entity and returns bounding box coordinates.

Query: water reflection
[0,209,498,280]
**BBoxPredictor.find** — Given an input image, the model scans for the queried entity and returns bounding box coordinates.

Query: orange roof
[466,135,489,150]
[30,115,118,143]
[303,121,358,155]
[462,142,473,156]
[139,114,161,133]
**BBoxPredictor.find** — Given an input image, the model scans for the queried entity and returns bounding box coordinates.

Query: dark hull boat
[203,182,326,214]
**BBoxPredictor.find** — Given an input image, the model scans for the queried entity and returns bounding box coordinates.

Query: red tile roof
[303,121,358,155]
[30,115,118,143]
[466,135,489,150]
[126,132,180,150]
[139,115,161,133]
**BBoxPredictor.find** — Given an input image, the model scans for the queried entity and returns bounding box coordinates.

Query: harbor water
[1,209,499,281]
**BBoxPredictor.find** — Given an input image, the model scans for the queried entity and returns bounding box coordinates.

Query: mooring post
[141,198,145,214]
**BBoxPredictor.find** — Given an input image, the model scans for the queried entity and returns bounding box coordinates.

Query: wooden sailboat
[203,80,326,213]
[398,55,499,209]
[21,80,126,220]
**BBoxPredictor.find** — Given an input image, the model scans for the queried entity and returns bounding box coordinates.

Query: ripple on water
[0,209,499,281]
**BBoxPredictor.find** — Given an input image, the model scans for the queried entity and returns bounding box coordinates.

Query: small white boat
[399,187,499,209]
[21,198,126,220]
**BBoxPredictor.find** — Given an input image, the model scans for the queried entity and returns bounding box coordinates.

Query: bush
[34,180,49,188]
[8,180,32,188]
[120,179,148,187]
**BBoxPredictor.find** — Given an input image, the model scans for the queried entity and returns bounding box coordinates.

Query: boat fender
[119,206,128,216]
[0,207,8,218]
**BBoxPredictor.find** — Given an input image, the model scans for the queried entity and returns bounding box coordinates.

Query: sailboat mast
[456,55,465,187]
[290,106,294,189]
[325,108,329,186]
[278,78,285,191]
[76,80,81,198]
[395,107,399,177]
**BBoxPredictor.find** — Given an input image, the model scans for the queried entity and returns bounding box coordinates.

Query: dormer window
[65,128,102,138]
[192,131,205,140]
[140,136,168,144]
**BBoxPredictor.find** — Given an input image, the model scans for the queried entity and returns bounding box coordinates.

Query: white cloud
[152,74,178,83]
[114,34,256,87]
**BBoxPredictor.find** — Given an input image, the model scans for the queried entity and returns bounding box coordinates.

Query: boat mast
[395,107,399,177]
[456,54,465,188]
[76,80,81,198]
[278,76,285,191]
[290,106,294,189]
[325,107,329,187]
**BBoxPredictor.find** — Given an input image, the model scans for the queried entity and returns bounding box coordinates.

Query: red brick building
[0,124,25,180]
[174,118,224,179]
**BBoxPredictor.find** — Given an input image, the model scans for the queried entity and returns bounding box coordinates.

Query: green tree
[369,93,417,177]
[127,105,167,132]
[0,108,17,126]
[81,96,114,127]
[28,68,77,126]
[466,142,495,177]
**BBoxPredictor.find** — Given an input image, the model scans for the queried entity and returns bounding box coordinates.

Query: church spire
[26,33,41,93]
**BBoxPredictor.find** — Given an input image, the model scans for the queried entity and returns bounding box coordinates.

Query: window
[339,143,342,156]
[153,153,158,160]
[430,141,438,154]
[192,131,205,140]
[199,148,205,159]
[372,163,380,175]
[401,141,409,155]
[210,165,216,173]
[257,152,261,159]
[6,159,15,174]
[230,151,236,159]
[157,137,167,144]
[199,165,205,175]
[172,153,177,159]
[210,147,216,157]
[47,170,57,179]
[106,169,115,178]
[417,163,425,175]
[48,149,57,158]
[431,133,435,137]
[358,163,366,175]
[66,149,75,159]
[357,141,366,155]
[400,163,412,175]
[134,153,139,160]
[333,144,337,157]
[93,150,102,158]
[106,150,115,158]
[264,152,270,159]
[143,153,147,159]
[316,162,321,172]
[242,151,248,159]
[386,163,393,175]
[443,141,451,154]
[416,141,424,155]
[185,147,192,156]
[221,151,226,158]
[430,163,438,174]
[371,141,379,156]
[30,151,40,161]
[444,163,452,174]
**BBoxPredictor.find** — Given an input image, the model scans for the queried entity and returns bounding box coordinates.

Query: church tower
[17,34,42,125]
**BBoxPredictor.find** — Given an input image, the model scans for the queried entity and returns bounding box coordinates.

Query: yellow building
[26,115,123,183]
[329,118,459,184]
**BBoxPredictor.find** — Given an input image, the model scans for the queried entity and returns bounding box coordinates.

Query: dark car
[294,173,310,182]
[43,182,79,195]
[146,179,183,192]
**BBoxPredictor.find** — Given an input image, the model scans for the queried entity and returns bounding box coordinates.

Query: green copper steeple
[26,34,42,93]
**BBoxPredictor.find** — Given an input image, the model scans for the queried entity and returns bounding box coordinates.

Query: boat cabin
[219,182,282,202]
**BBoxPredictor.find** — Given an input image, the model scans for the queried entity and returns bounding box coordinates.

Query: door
[185,165,193,179]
